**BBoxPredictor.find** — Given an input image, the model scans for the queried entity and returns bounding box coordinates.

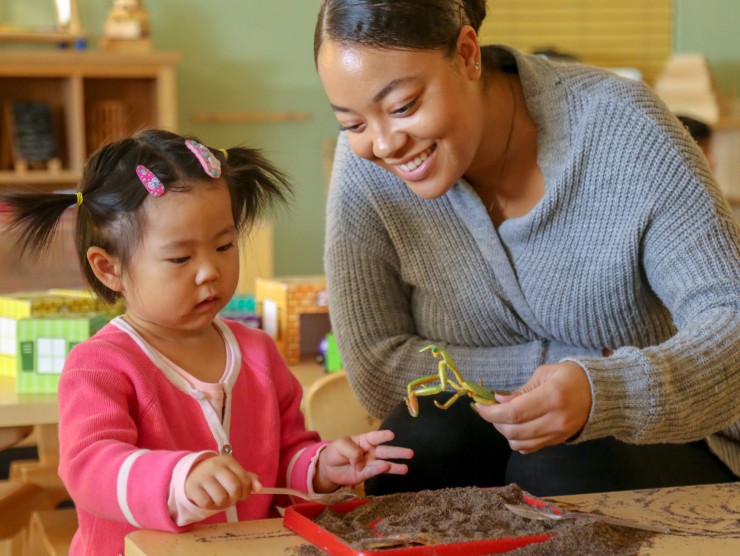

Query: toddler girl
[0,129,412,555]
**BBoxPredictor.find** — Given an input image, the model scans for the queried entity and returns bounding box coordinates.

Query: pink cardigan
[58,319,323,556]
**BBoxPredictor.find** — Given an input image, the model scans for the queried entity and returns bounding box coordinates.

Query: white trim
[110,317,193,395]
[118,449,149,527]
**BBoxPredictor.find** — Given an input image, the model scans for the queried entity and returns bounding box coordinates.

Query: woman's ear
[87,246,123,293]
[457,24,482,77]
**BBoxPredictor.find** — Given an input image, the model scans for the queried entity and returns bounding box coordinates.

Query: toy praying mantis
[404,344,509,417]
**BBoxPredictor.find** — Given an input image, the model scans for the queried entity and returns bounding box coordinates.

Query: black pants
[366,392,737,497]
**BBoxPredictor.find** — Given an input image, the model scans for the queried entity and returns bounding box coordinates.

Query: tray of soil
[284,484,657,555]
[284,484,560,555]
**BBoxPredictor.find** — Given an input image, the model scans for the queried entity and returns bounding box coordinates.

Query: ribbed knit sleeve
[560,98,740,455]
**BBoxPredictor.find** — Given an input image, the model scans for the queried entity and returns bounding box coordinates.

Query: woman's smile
[395,145,437,181]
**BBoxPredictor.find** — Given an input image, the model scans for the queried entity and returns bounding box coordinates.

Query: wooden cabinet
[0,50,179,190]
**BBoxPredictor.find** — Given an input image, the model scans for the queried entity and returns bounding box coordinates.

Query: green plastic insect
[404,344,507,417]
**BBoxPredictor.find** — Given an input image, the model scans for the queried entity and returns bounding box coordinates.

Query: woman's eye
[392,98,417,116]
[339,122,364,133]
[217,242,234,252]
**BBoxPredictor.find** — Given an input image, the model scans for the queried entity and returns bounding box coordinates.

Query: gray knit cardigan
[324,45,740,477]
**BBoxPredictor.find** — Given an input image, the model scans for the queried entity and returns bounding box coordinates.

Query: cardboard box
[14,314,110,393]
[255,276,329,364]
[0,289,123,378]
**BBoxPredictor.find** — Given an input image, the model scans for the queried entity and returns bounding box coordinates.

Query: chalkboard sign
[5,101,59,168]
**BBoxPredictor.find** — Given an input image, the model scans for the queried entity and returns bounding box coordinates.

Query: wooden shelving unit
[0,50,180,190]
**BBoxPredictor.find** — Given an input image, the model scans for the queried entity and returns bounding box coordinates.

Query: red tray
[283,497,554,555]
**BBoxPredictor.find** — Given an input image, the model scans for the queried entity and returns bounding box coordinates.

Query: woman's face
[317,38,483,199]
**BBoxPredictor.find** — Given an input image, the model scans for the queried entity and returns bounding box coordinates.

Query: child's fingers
[352,429,395,448]
[194,475,233,509]
[219,459,261,501]
[188,457,260,509]
[332,437,365,467]
[372,445,414,461]
[357,459,409,480]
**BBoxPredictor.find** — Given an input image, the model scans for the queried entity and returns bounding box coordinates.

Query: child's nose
[195,257,219,284]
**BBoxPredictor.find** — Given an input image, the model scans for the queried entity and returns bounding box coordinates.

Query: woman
[314,0,740,496]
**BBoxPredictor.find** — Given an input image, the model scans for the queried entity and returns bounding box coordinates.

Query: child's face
[120,180,240,336]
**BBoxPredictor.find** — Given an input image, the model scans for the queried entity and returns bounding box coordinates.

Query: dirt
[286,484,656,555]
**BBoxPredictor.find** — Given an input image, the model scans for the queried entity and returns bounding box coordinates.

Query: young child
[0,129,413,555]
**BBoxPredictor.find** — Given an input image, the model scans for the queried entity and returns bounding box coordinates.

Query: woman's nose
[371,124,405,160]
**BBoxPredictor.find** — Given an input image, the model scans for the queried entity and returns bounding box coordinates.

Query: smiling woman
[313,0,740,498]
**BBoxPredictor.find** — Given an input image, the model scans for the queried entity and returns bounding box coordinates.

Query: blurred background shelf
[0,50,179,190]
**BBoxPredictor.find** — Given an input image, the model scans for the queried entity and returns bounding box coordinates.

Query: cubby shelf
[0,50,180,189]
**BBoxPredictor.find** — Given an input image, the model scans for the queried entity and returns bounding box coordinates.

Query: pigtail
[221,147,293,233]
[0,190,80,259]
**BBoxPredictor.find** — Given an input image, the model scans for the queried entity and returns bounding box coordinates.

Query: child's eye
[217,242,234,252]
[392,98,417,116]
[168,256,190,264]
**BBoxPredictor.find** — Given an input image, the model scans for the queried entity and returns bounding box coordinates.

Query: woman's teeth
[399,148,431,172]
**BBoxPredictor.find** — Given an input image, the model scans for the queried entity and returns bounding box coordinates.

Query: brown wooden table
[126,482,740,555]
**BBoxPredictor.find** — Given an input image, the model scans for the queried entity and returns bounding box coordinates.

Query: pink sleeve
[168,451,221,526]
[58,348,193,533]
[254,331,324,492]
[289,442,331,494]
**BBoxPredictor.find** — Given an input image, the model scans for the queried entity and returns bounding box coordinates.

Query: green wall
[2,0,738,277]
[675,0,740,93]
[1,0,335,276]
[136,0,336,277]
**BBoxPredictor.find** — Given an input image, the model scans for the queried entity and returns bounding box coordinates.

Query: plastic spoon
[257,487,357,504]
[504,503,670,534]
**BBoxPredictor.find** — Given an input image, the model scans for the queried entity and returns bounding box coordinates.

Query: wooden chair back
[303,371,381,440]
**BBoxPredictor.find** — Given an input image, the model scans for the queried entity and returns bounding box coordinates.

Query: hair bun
[462,0,487,32]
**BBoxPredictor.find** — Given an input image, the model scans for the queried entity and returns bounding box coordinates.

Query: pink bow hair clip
[136,165,165,196]
[185,139,221,178]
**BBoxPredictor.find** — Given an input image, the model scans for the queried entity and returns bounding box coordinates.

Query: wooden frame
[0,0,85,46]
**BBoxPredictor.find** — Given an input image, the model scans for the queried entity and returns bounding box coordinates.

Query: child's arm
[312,430,413,493]
[58,366,194,532]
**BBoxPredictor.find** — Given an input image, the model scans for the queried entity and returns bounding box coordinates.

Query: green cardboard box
[0,289,123,378]
[14,314,110,393]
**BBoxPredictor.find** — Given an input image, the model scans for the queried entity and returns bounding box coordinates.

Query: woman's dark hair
[676,114,712,143]
[0,129,291,303]
[314,0,488,61]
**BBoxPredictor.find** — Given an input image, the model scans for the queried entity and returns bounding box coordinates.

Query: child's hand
[185,455,262,511]
[314,430,413,493]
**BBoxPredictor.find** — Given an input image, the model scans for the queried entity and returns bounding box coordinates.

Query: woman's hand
[475,361,592,454]
[313,430,413,493]
[184,455,261,511]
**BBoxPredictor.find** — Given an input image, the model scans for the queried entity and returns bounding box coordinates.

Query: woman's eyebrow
[330,76,414,112]
[372,77,413,103]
